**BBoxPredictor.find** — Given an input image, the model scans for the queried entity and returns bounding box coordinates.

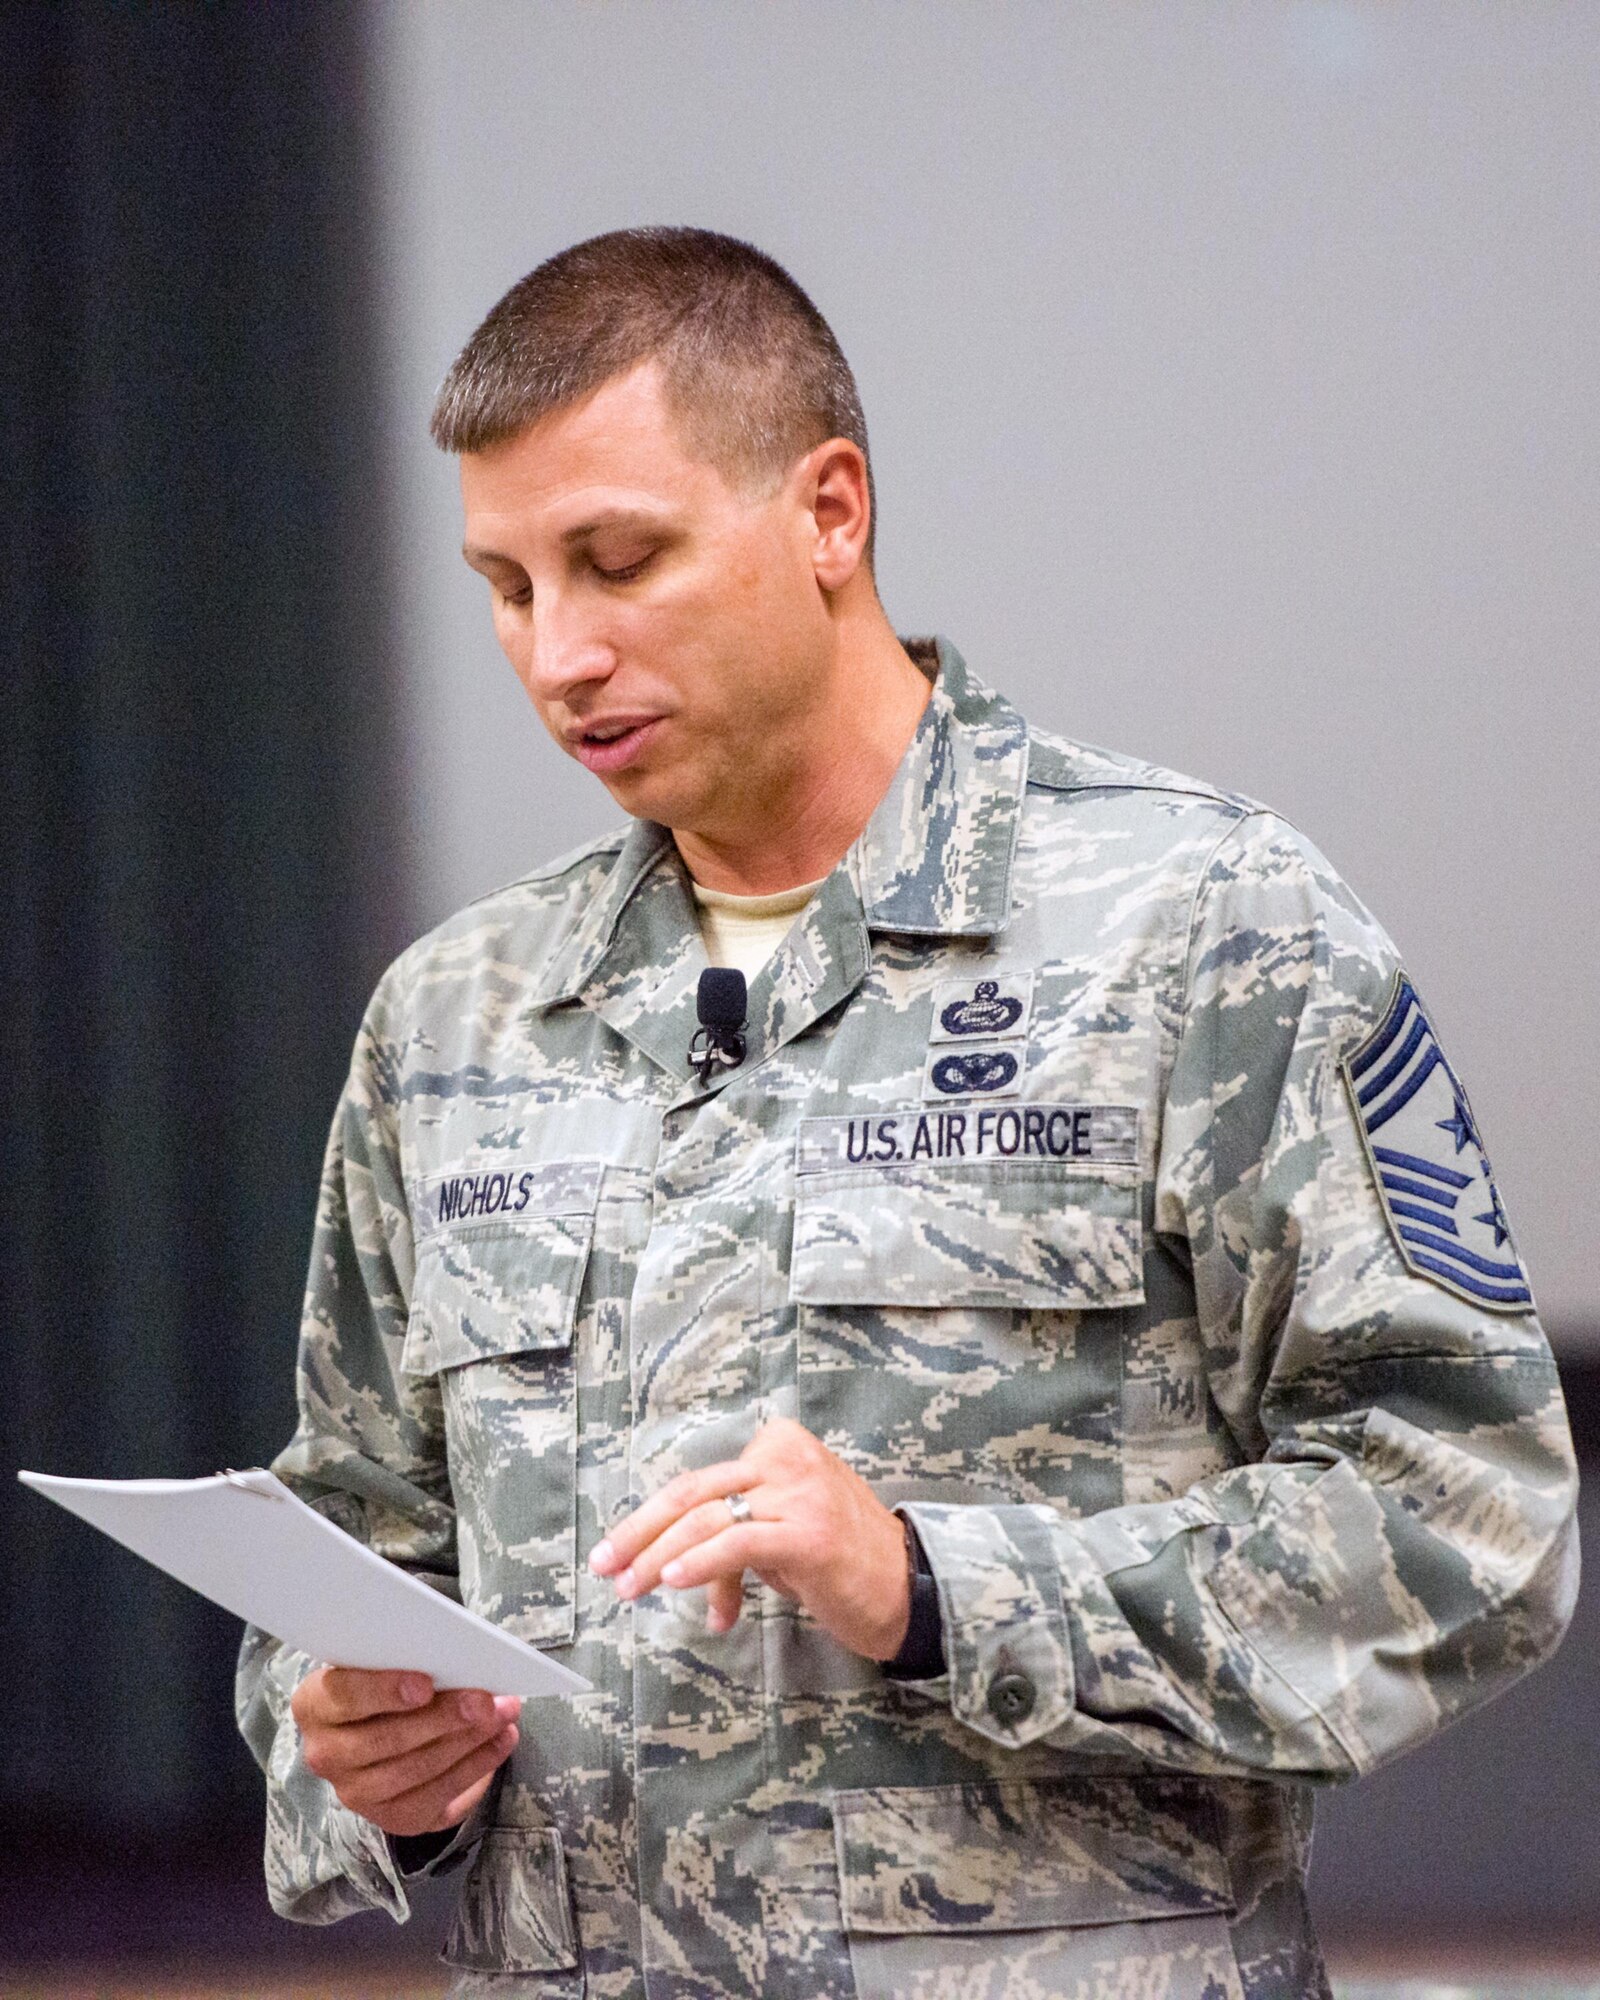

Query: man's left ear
[807,440,871,590]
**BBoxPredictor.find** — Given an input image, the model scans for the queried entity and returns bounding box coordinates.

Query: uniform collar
[855,635,1028,936]
[528,634,1027,1015]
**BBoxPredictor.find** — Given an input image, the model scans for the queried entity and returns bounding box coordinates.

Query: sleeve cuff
[898,1501,1075,1746]
[389,1812,483,1881]
[260,1647,412,1926]
[882,1516,947,1680]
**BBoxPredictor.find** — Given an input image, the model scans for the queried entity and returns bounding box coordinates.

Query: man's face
[459,361,846,841]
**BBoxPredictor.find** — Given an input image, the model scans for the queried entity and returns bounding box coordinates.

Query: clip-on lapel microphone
[690,968,748,1087]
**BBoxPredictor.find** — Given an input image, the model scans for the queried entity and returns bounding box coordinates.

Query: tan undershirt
[691,876,828,983]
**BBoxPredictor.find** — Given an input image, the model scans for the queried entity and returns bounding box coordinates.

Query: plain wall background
[373,0,1597,1341]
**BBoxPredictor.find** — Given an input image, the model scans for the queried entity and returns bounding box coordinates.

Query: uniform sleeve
[902,810,1579,1781]
[233,962,478,1923]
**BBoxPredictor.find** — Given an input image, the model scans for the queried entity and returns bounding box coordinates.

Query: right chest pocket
[402,1162,602,1649]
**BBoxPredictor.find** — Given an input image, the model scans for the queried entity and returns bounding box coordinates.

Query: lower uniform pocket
[834,1775,1243,2000]
[443,1826,582,1987]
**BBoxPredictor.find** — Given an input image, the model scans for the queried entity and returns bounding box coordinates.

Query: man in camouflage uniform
[238,229,1579,1998]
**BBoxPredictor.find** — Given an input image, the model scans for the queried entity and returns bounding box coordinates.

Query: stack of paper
[18,1467,590,1700]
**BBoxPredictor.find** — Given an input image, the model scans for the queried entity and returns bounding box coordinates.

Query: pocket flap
[792,1157,1142,1310]
[403,1162,603,1376]
[834,1776,1232,1934]
[442,1825,580,1976]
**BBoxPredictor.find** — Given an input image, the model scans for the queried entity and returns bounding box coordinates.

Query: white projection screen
[370,2,1597,1344]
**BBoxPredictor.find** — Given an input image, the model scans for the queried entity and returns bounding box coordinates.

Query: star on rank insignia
[1340,973,1533,1313]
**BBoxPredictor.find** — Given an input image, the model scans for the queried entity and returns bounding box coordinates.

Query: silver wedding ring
[725,1490,753,1525]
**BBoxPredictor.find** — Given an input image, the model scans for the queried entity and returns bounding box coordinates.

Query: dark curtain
[2,5,404,1837]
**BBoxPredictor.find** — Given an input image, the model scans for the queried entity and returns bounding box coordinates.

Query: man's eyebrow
[462,509,672,569]
[557,506,672,543]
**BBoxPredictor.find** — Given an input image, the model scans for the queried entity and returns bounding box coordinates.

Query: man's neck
[673,622,934,895]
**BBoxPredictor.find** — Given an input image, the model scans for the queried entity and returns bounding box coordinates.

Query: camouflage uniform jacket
[237,637,1579,2000]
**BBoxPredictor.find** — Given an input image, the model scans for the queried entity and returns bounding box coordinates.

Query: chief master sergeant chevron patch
[1341,972,1534,1311]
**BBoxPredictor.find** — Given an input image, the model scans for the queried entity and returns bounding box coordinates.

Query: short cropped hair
[430,226,876,562]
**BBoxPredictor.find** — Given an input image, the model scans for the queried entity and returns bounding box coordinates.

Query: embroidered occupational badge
[922,1041,1024,1100]
[928,971,1034,1042]
[1340,974,1533,1313]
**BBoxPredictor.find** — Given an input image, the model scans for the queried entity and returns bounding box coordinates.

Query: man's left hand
[588,1417,911,1660]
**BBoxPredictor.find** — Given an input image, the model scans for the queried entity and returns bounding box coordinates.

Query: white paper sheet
[18,1467,591,1700]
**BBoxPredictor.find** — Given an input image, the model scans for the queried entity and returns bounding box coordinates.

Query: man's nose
[522,595,616,704]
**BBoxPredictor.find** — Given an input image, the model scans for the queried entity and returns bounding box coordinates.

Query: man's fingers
[590,1460,754,1577]
[656,1523,784,1593]
[312,1666,435,1725]
[335,1688,506,1771]
[340,1715,517,1814]
[592,1421,825,1582]
[298,1671,521,1807]
[439,1765,501,1830]
[373,1723,518,1835]
[705,1573,744,1634]
[615,1495,770,1598]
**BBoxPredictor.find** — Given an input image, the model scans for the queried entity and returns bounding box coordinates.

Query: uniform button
[987,1672,1036,1726]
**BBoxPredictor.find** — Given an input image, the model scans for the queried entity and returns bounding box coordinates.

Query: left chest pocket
[403,1164,601,1648]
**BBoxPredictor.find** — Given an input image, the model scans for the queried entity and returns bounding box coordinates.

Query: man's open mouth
[571,716,663,772]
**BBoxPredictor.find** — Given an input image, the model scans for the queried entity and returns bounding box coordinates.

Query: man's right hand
[291,1667,521,1837]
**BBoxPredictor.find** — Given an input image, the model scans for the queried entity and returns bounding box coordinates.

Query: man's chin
[591,766,693,830]
[581,744,747,841]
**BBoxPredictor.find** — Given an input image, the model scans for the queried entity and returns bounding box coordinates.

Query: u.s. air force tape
[796,1104,1139,1174]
